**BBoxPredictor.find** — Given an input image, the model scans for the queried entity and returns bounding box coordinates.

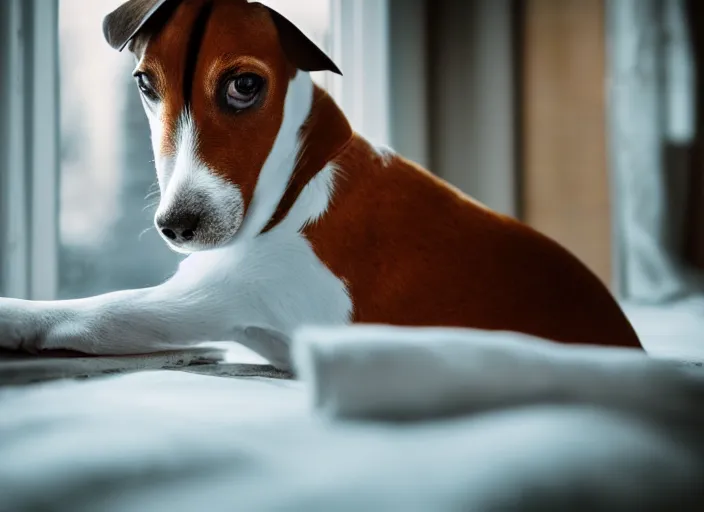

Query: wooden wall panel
[429,0,517,217]
[521,0,612,286]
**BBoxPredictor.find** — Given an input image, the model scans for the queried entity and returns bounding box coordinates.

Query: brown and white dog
[0,0,640,370]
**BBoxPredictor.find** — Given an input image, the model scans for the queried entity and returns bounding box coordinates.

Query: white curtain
[607,0,698,303]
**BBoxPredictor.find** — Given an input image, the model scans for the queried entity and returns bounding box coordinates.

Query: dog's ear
[102,0,176,51]
[103,0,343,76]
[259,4,342,76]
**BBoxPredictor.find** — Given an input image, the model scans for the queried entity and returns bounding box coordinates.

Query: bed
[1,312,703,512]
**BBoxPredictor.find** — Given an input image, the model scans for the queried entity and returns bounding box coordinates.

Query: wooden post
[521,0,612,287]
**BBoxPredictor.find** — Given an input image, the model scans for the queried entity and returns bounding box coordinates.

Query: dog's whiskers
[138,226,156,241]
[143,201,160,212]
[145,181,161,201]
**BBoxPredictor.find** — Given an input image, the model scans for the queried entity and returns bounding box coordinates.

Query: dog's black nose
[156,212,200,243]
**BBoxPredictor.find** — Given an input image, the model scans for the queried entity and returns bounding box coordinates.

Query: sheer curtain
[607,0,701,303]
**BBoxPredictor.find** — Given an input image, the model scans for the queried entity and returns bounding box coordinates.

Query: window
[59,0,172,299]
[57,0,335,299]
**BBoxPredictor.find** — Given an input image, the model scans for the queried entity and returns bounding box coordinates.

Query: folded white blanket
[292,325,704,426]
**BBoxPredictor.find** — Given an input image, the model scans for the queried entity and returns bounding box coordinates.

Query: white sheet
[1,326,703,512]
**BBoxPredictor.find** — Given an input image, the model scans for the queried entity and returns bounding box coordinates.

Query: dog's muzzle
[155,193,244,252]
[155,204,222,252]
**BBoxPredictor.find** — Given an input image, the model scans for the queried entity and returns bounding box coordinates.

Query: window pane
[58,0,333,300]
[258,0,334,91]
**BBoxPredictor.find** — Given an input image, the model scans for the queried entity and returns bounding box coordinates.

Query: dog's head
[103,0,341,253]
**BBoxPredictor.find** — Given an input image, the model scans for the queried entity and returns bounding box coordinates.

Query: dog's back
[303,133,641,349]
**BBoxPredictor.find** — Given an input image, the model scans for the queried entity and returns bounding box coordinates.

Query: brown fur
[304,133,641,348]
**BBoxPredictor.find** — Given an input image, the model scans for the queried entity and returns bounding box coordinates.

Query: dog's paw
[0,298,44,353]
[238,326,292,371]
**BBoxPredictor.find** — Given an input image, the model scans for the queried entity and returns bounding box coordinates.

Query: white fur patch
[155,112,244,253]
[147,105,169,185]
[236,71,315,240]
[278,164,338,232]
[374,143,396,166]
[159,112,239,208]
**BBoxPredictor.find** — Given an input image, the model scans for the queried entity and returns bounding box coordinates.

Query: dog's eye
[225,73,264,110]
[135,73,158,101]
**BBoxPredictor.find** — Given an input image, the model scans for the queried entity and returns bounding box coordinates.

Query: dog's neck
[261,83,353,233]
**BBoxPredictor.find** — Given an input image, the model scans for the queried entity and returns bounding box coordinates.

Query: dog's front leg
[0,251,293,369]
[0,287,229,356]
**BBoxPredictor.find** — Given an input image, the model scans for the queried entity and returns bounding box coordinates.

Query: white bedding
[1,325,703,512]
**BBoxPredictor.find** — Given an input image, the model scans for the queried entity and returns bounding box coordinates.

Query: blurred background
[1,0,703,354]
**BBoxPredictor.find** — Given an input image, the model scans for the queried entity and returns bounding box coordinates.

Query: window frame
[0,0,390,300]
[0,0,60,300]
[329,0,391,147]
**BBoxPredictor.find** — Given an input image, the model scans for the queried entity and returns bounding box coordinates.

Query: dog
[0,0,641,371]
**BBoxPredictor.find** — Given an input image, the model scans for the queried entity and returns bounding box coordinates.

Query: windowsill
[623,296,704,363]
[0,343,278,387]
